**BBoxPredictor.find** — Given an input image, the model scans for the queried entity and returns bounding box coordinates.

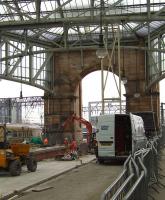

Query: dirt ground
[16,160,122,200]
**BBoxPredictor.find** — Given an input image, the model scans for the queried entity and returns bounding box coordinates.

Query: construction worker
[70,138,77,152]
[42,129,49,146]
[64,137,70,153]
[43,137,48,146]
[70,138,78,160]
[64,137,69,146]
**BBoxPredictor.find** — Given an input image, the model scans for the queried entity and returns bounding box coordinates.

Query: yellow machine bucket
[10,143,30,156]
[0,150,7,168]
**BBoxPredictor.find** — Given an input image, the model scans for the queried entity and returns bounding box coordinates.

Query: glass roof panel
[0,4,7,14]
[137,21,165,36]
[0,0,164,47]
[18,2,36,13]
[9,30,24,35]
[49,27,63,34]
[40,1,57,12]
[63,0,90,9]
[42,32,57,40]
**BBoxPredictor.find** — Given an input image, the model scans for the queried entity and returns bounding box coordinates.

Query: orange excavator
[62,114,96,151]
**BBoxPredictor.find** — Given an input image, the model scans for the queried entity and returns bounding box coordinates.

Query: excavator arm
[62,114,93,145]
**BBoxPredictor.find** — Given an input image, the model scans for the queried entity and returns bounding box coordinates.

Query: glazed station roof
[0,0,164,49]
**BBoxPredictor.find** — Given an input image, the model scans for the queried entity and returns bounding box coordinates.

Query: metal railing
[100,137,161,200]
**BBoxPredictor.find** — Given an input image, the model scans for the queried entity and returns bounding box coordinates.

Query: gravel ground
[16,160,122,200]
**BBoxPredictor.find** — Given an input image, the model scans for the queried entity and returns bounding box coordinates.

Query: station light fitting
[96,48,107,59]
[134,92,141,98]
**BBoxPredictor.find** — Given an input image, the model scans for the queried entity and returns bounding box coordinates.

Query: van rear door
[129,113,147,152]
[96,115,115,157]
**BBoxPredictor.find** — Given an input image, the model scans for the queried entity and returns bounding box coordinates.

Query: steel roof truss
[1,32,53,48]
[32,52,53,83]
[7,47,28,76]
[133,5,165,34]
[148,51,160,75]
[57,0,64,18]
[63,25,68,48]
[13,1,24,21]
[32,29,62,48]
[122,23,139,39]
[90,0,95,19]
[3,39,22,52]
[35,0,41,21]
[0,1,33,20]
[42,0,72,20]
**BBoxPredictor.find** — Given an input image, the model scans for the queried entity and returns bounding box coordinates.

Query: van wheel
[97,158,104,164]
[9,160,22,176]
[27,157,37,172]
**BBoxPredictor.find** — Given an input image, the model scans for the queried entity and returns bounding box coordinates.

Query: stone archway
[81,70,126,119]
[44,49,160,145]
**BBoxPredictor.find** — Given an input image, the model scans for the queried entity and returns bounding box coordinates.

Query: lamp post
[96,48,107,115]
[96,0,107,114]
[117,27,122,114]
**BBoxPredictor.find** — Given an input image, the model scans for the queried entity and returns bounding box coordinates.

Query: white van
[95,113,147,163]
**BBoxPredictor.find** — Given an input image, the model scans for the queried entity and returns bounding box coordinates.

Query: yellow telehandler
[0,125,37,176]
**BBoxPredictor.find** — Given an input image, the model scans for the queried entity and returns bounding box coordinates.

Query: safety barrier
[100,137,161,200]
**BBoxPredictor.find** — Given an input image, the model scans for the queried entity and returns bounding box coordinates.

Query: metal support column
[101,58,104,115]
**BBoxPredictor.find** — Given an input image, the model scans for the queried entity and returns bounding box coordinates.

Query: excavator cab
[0,125,37,176]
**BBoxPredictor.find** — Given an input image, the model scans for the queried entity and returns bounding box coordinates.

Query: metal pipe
[101,58,104,114]
[118,27,122,114]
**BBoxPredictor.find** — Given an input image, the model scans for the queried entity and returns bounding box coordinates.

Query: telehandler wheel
[9,160,22,176]
[27,156,37,172]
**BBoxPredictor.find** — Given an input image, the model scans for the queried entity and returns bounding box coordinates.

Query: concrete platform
[0,154,95,199]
